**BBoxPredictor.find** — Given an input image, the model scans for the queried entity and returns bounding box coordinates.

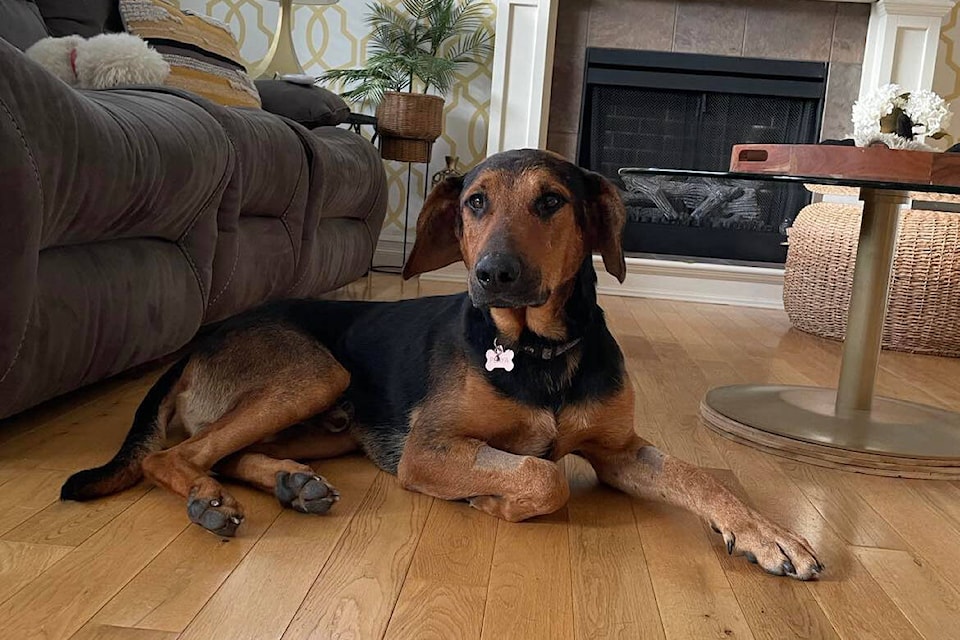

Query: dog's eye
[467,193,485,211]
[536,193,566,216]
[543,194,563,209]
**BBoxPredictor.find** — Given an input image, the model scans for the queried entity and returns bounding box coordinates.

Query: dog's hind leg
[216,452,340,514]
[142,363,350,536]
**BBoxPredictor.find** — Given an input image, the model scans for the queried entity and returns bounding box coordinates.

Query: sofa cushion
[119,0,260,108]
[0,0,49,50]
[33,0,122,37]
[0,239,206,419]
[255,79,350,127]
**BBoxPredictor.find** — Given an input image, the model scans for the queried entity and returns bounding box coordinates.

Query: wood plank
[851,474,960,596]
[854,546,960,640]
[0,468,70,536]
[281,473,432,640]
[0,489,188,640]
[70,624,178,640]
[4,484,151,547]
[179,457,380,640]
[905,479,960,532]
[383,500,497,640]
[778,461,907,550]
[635,500,754,639]
[0,539,72,605]
[624,298,728,469]
[0,465,22,487]
[89,485,281,632]
[480,510,574,640]
[565,456,665,640]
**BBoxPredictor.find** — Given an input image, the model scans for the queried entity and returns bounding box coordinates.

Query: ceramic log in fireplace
[578,48,827,264]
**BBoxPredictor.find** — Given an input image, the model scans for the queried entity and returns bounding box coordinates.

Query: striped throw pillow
[118,0,261,108]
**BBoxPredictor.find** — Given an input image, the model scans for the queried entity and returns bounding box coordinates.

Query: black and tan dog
[62,149,822,580]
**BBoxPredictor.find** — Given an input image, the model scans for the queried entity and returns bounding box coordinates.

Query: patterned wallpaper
[174,0,495,244]
[937,4,960,146]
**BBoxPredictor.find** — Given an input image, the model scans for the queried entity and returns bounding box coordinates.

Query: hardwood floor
[3,272,960,639]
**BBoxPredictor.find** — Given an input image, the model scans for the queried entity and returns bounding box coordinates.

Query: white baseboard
[419,255,785,310]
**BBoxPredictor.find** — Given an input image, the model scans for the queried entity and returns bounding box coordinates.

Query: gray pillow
[255,79,350,127]
[0,0,49,50]
[33,0,123,38]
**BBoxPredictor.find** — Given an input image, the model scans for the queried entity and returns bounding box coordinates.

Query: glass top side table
[621,144,960,479]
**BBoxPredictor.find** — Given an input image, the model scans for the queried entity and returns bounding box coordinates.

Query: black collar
[517,337,582,360]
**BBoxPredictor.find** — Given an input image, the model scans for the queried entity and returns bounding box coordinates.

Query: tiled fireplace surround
[545,0,870,162]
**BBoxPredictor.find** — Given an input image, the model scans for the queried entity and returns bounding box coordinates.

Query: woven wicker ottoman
[784,188,960,357]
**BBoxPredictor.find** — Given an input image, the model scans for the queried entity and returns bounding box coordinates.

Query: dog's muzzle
[470,252,545,308]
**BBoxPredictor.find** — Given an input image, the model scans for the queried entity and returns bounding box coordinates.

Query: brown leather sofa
[0,15,386,418]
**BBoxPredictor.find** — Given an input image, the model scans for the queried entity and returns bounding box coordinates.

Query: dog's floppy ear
[582,170,627,283]
[402,175,465,280]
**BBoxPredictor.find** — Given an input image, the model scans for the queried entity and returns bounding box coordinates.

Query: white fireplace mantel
[487,0,959,153]
[860,0,958,93]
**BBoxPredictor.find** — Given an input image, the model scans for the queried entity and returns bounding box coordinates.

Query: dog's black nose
[475,253,521,292]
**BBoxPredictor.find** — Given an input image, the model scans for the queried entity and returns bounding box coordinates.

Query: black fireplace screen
[578,49,827,263]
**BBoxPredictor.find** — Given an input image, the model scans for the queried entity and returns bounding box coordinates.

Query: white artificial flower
[904,88,952,135]
[850,84,952,148]
[851,84,903,145]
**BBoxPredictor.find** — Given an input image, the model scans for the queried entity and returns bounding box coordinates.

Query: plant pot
[379,137,435,163]
[376,92,445,163]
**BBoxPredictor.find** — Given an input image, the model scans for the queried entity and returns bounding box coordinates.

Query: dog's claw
[776,543,795,576]
[726,533,736,555]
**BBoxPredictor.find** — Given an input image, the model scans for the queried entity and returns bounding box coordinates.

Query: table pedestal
[701,188,960,478]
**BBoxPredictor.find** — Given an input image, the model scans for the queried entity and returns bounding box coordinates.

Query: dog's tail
[60,356,189,501]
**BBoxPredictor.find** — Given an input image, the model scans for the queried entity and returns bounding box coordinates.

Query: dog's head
[402,149,626,309]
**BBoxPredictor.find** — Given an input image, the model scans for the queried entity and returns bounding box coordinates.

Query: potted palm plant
[321,0,493,162]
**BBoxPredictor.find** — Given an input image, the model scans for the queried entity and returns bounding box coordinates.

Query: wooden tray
[730,144,960,189]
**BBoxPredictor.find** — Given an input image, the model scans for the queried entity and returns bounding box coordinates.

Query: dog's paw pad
[275,471,340,515]
[187,490,244,537]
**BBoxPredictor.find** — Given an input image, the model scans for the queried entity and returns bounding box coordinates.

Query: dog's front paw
[187,488,244,537]
[275,472,340,514]
[710,510,823,580]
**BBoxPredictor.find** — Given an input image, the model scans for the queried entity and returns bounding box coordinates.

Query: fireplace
[578,48,828,263]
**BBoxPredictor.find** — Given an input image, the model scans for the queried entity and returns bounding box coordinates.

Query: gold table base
[701,386,960,478]
[701,187,960,478]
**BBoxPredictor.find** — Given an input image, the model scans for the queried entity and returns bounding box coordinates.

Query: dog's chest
[486,408,559,458]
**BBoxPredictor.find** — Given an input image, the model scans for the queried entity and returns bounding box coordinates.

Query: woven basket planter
[784,198,960,357]
[376,92,444,163]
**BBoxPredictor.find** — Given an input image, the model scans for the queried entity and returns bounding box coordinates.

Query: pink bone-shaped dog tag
[484,344,515,372]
